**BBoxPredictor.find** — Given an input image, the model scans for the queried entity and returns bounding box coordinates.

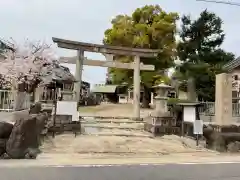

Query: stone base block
[203,124,240,152]
[48,121,81,134]
[151,116,176,127]
[144,123,180,136]
[211,125,240,133]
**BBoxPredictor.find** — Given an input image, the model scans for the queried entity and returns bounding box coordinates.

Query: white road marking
[42,161,240,168]
[1,161,240,168]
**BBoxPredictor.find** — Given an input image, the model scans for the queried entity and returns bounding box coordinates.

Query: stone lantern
[152,83,174,116]
[148,83,177,135]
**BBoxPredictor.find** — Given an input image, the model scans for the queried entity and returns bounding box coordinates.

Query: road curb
[1,160,240,168]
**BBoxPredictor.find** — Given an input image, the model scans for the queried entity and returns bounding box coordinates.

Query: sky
[1,0,240,86]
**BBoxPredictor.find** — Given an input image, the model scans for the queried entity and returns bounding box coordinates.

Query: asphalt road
[1,163,240,180]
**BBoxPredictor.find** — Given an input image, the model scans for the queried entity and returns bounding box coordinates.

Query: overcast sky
[1,0,239,85]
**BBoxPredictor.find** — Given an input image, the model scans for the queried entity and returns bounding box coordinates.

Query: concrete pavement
[1,152,240,167]
[1,163,240,180]
[1,152,240,180]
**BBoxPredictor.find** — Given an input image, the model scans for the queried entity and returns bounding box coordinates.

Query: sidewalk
[1,152,240,167]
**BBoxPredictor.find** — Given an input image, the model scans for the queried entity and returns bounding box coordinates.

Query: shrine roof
[223,56,240,72]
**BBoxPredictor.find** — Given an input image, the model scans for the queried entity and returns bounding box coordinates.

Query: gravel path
[41,134,209,154]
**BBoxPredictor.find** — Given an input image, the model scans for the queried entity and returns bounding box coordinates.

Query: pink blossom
[0,40,56,89]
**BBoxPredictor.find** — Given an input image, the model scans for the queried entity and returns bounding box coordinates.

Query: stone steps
[81,120,144,124]
[81,131,153,138]
[81,117,147,137]
[83,125,143,130]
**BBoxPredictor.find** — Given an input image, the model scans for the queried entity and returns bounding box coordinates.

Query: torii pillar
[133,56,140,119]
[74,50,84,103]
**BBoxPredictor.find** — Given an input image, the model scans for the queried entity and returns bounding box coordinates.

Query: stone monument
[215,73,232,125]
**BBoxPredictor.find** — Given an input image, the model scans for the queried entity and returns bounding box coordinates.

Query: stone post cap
[154,94,168,100]
[150,111,171,117]
[176,102,201,106]
[152,83,174,89]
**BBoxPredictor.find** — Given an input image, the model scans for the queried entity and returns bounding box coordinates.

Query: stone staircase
[81,117,152,137]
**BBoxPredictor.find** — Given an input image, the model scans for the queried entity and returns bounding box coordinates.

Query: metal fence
[199,102,240,117]
[39,88,74,102]
[198,102,215,116]
[0,90,14,111]
[0,90,32,112]
[0,88,75,112]
[233,103,240,117]
[39,88,56,102]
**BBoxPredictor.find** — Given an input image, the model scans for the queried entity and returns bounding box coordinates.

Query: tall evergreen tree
[177,10,235,101]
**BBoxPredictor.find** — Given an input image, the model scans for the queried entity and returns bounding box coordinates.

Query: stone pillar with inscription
[215,73,232,125]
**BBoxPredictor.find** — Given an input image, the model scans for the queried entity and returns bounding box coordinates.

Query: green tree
[103,5,179,107]
[177,10,235,101]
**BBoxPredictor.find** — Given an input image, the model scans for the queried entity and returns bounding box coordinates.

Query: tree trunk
[141,85,151,108]
[187,77,197,101]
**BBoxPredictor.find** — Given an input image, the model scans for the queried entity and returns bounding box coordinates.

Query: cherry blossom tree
[0,39,57,91]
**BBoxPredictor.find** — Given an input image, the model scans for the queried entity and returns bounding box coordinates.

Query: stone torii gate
[53,37,158,120]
